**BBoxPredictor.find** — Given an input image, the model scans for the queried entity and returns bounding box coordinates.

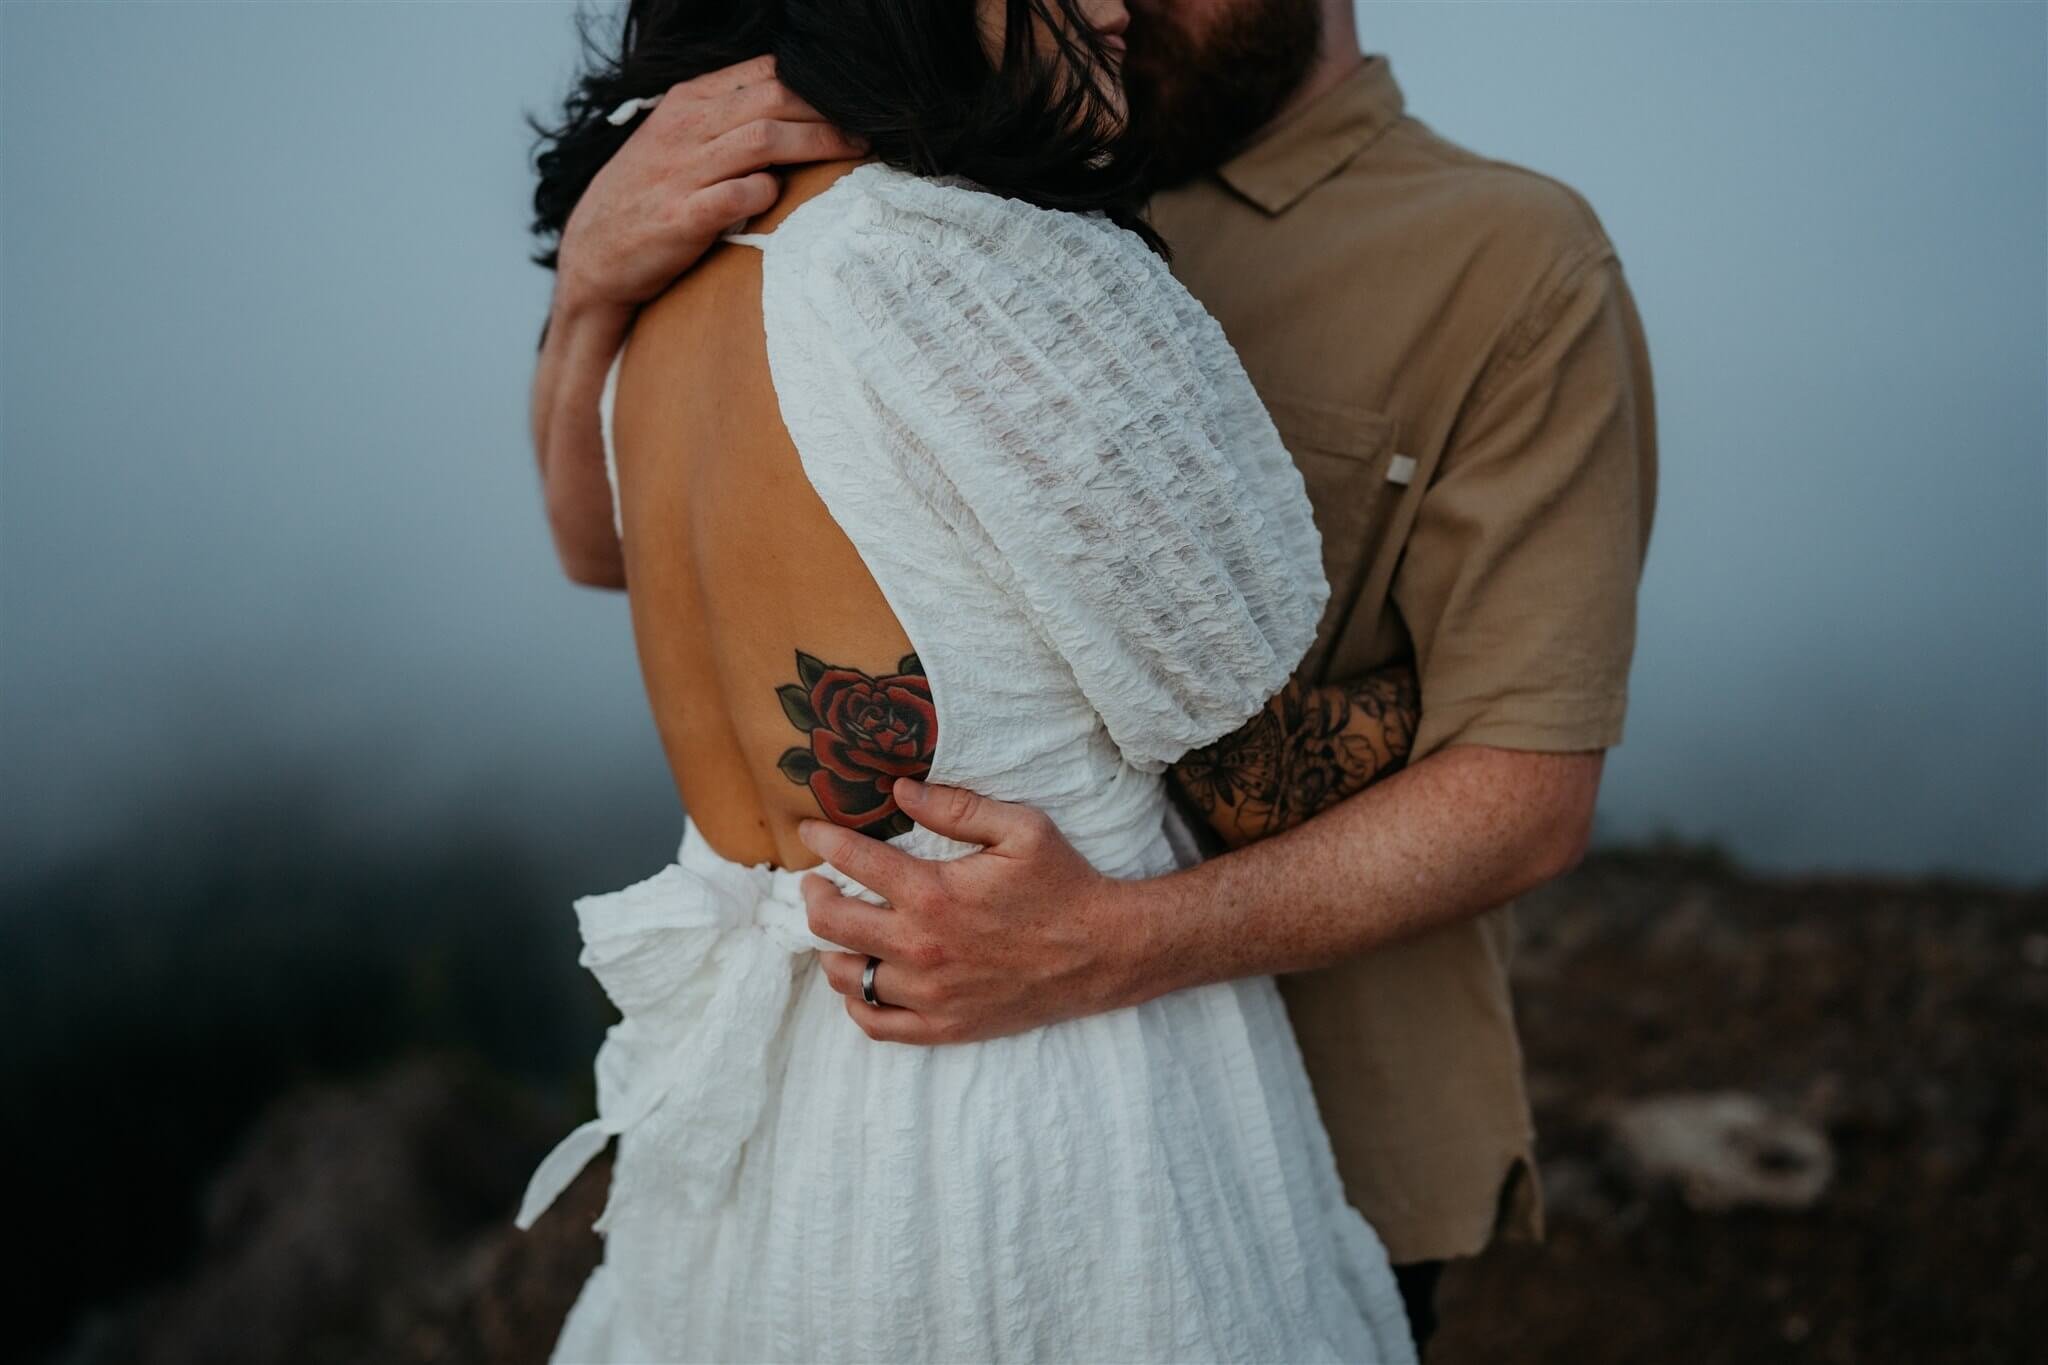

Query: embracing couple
[518,0,1656,1360]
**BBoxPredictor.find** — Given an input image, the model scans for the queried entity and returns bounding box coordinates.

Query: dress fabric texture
[516,162,1416,1364]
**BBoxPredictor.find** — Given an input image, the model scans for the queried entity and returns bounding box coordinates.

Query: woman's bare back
[607,160,926,871]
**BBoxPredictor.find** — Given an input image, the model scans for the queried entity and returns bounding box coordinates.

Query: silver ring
[861,955,883,1008]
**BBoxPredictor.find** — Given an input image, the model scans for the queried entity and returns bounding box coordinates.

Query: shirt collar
[1214,52,1406,216]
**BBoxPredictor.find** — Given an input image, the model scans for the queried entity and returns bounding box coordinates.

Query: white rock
[1605,1091,1834,1212]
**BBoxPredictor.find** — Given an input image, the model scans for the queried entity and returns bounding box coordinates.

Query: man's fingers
[842,994,944,1045]
[699,118,868,182]
[817,949,865,998]
[820,951,952,1040]
[798,820,928,903]
[816,949,922,1009]
[689,172,778,236]
[720,73,838,129]
[893,778,1047,853]
[800,875,905,958]
[670,53,781,104]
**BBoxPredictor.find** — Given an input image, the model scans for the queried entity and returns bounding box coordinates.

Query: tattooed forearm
[774,649,935,839]
[1170,662,1420,848]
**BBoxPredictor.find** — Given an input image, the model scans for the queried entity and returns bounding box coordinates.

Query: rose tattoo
[775,650,936,839]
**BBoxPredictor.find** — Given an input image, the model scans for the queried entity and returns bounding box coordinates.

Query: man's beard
[1122,0,1324,192]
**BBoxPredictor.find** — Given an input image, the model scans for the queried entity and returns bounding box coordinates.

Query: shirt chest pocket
[1261,391,1408,606]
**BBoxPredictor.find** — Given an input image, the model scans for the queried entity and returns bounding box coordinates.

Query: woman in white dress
[517,1,1418,1360]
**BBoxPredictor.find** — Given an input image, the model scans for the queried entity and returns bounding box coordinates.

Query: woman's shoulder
[772,160,1178,311]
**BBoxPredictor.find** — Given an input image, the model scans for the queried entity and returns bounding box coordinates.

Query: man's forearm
[1171,666,1418,848]
[532,278,636,589]
[1126,744,1601,1002]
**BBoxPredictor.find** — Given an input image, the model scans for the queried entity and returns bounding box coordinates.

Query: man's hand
[553,55,867,319]
[797,779,1148,1045]
[533,56,865,586]
[798,747,1601,1046]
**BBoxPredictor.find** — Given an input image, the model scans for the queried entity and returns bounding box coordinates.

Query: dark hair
[525,0,1156,272]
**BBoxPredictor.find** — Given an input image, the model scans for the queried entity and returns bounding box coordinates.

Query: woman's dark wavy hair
[526,0,1158,271]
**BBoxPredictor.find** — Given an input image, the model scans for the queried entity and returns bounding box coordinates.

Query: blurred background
[3,2,2041,1362]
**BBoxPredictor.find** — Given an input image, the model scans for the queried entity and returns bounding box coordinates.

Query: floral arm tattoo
[775,650,936,840]
[1170,663,1421,849]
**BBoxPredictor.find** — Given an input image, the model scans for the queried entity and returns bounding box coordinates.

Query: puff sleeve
[763,166,1329,773]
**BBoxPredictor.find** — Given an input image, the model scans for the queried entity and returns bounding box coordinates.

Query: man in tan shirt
[531,1,1655,1350]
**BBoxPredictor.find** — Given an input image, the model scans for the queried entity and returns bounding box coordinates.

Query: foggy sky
[3,2,2043,885]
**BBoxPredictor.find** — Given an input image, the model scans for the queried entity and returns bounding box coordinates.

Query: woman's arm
[1171,663,1419,848]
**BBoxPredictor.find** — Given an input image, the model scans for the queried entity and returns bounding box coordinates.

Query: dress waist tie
[515,826,843,1231]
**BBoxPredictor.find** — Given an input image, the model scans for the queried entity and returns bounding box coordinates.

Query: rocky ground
[39,846,2048,1364]
[1431,848,2045,1365]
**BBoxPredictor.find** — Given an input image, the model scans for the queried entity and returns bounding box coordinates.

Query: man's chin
[1123,0,1323,190]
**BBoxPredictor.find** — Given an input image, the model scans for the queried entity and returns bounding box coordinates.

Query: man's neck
[1260,3,1365,143]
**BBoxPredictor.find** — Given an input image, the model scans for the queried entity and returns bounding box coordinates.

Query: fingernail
[895,778,925,803]
[797,819,827,851]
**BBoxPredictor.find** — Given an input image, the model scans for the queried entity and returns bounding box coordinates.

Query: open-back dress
[515,161,1416,1364]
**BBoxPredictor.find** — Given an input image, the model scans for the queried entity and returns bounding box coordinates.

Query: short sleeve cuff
[1416,692,1627,759]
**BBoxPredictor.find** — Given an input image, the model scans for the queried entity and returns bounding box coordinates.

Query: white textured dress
[516,161,1416,1365]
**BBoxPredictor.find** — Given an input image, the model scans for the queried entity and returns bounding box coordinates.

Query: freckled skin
[1130,744,1603,999]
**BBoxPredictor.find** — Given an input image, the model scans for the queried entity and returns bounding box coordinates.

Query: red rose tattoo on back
[775,650,935,839]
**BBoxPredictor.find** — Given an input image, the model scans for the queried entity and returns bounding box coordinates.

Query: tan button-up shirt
[1150,53,1658,1263]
